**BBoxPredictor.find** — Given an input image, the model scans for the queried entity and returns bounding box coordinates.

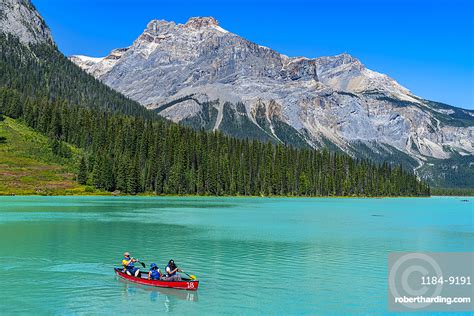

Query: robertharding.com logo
[388,253,443,309]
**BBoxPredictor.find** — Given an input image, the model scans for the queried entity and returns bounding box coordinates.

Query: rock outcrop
[0,0,53,45]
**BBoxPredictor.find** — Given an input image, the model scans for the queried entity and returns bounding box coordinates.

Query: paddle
[180,270,197,280]
[134,259,146,268]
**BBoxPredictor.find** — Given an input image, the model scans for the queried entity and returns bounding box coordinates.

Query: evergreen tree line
[0,87,430,196]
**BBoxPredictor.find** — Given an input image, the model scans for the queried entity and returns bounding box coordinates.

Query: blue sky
[34,0,473,109]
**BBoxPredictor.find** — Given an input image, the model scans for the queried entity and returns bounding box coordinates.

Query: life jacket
[123,257,134,270]
[150,268,161,280]
[166,264,176,276]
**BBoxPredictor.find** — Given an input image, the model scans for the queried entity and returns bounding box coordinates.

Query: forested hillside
[0,34,151,117]
[0,33,430,196]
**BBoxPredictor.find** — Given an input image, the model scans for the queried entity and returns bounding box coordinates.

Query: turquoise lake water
[0,196,472,314]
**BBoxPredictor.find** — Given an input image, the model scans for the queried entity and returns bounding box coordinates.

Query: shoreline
[0,193,454,199]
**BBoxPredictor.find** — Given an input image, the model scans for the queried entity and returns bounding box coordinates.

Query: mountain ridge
[70,16,474,187]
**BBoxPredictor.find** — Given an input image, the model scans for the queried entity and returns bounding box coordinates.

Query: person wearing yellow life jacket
[122,252,140,277]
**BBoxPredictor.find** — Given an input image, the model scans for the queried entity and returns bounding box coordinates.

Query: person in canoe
[122,252,141,277]
[148,263,162,280]
[163,259,182,281]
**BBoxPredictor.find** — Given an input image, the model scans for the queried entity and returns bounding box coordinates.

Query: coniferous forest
[0,34,430,196]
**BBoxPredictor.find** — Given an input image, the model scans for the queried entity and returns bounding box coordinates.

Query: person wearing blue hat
[148,263,162,280]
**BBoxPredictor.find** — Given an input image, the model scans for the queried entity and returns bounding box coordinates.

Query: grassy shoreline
[0,117,87,195]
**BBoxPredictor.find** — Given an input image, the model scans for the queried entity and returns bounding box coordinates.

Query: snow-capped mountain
[0,0,53,45]
[68,17,472,187]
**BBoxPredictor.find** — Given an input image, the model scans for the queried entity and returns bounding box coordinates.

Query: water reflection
[117,277,198,302]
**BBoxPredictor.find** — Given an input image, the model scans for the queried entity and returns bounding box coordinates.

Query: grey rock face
[0,0,53,45]
[70,16,474,184]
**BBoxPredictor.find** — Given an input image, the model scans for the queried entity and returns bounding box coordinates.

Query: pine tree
[92,154,104,189]
[78,157,88,185]
[115,157,128,192]
[127,160,140,195]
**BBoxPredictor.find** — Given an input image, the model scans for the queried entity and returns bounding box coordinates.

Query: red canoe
[114,268,199,291]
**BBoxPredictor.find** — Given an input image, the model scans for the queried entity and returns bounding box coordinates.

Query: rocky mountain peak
[0,0,53,45]
[317,53,364,70]
[145,19,176,35]
[185,16,219,29]
[70,16,474,188]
